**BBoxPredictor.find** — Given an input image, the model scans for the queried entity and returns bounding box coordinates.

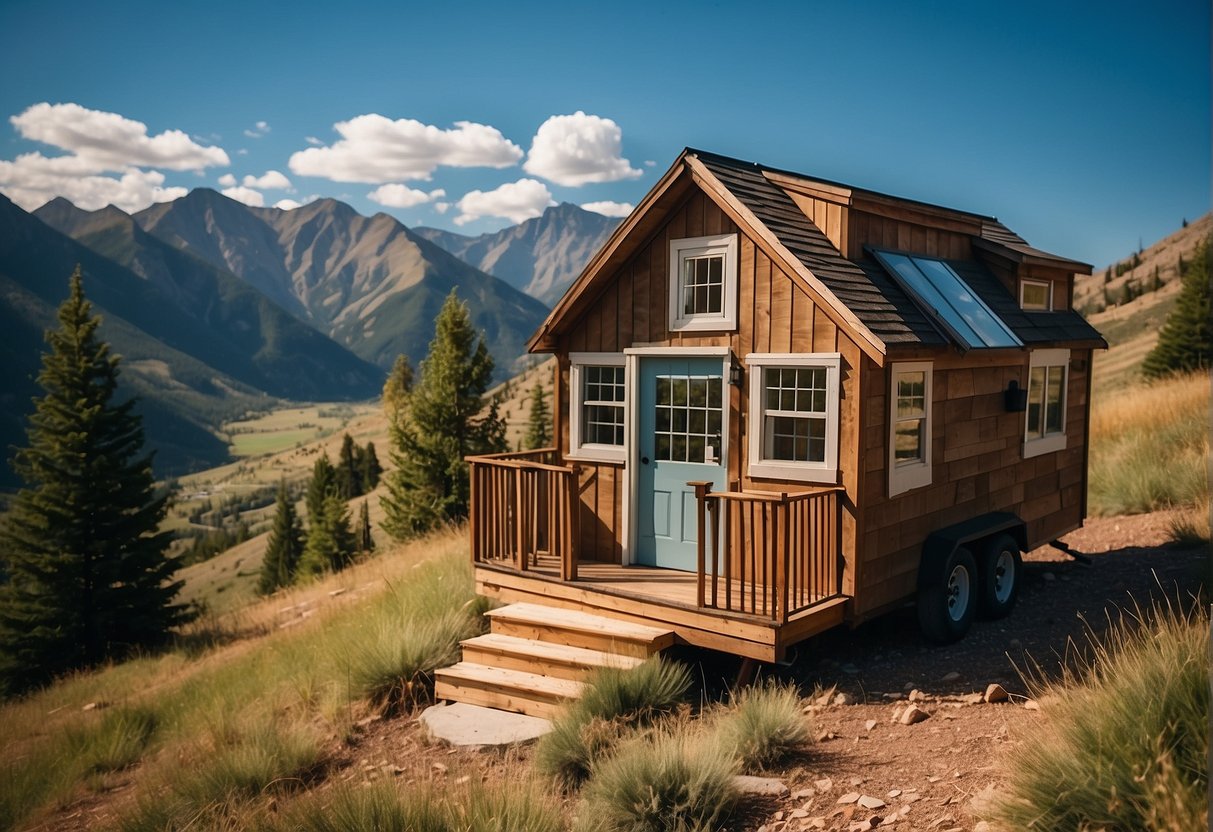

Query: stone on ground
[733,775,790,797]
[900,705,930,725]
[984,683,1009,703]
[419,702,550,747]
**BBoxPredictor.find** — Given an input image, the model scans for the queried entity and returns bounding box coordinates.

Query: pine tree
[381,291,503,540]
[257,481,304,595]
[360,442,381,490]
[0,269,191,694]
[357,501,375,553]
[305,453,335,526]
[336,433,359,499]
[1142,236,1212,379]
[524,383,552,449]
[297,492,356,578]
[382,354,414,424]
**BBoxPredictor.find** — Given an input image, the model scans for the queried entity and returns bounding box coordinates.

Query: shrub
[461,779,564,832]
[713,681,809,772]
[579,729,739,832]
[1166,498,1211,549]
[576,657,693,725]
[992,599,1208,831]
[535,657,692,788]
[349,609,478,712]
[69,705,159,774]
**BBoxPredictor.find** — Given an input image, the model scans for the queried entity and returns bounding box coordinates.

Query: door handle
[641,456,650,465]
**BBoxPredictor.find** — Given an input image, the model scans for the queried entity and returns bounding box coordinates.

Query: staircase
[433,603,675,719]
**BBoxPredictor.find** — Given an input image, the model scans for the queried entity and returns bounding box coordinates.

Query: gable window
[746,353,840,483]
[668,234,738,332]
[1023,348,1069,458]
[1020,279,1053,311]
[569,353,626,463]
[888,362,933,497]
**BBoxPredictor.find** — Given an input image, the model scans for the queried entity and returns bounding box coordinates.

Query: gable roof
[527,149,1104,358]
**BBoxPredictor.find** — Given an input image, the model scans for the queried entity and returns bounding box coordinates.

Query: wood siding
[557,187,862,576]
[854,348,1091,618]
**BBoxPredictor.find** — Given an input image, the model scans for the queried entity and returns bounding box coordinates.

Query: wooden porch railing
[691,483,843,623]
[467,448,580,580]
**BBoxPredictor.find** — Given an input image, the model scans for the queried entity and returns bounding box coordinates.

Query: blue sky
[0,0,1206,267]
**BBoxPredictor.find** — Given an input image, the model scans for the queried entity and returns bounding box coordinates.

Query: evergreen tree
[1142,236,1212,379]
[305,453,335,526]
[382,354,414,424]
[524,383,552,449]
[0,269,191,695]
[381,291,503,540]
[297,492,356,578]
[1151,266,1162,292]
[257,481,304,595]
[357,500,375,553]
[336,433,359,499]
[360,442,382,490]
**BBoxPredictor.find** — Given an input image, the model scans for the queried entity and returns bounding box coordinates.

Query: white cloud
[217,173,237,187]
[645,160,656,167]
[243,120,270,139]
[366,184,445,209]
[454,178,554,226]
[434,201,450,214]
[274,198,302,210]
[221,185,265,207]
[581,200,633,218]
[0,154,186,211]
[305,136,323,146]
[11,102,229,172]
[288,114,523,183]
[523,111,641,187]
[242,170,291,190]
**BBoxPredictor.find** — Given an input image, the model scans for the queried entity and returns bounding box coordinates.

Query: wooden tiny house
[438,149,1104,716]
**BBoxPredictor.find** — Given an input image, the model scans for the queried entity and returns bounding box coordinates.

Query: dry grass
[1088,371,1209,516]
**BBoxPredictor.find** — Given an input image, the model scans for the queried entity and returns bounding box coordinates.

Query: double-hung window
[888,362,933,496]
[1023,348,1069,458]
[746,353,840,483]
[668,234,738,332]
[569,353,626,463]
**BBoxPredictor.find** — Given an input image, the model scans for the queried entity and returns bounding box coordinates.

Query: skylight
[871,250,1023,350]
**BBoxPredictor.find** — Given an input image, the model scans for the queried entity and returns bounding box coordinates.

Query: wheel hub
[947,563,970,622]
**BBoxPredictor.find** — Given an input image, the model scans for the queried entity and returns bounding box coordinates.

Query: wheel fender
[917,511,1027,586]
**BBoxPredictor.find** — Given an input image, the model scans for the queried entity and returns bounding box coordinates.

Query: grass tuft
[579,727,739,832]
[260,781,452,832]
[712,681,809,772]
[349,609,478,712]
[535,657,692,789]
[69,705,159,775]
[993,598,1208,831]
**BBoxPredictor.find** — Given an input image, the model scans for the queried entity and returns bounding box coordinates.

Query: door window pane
[653,375,723,463]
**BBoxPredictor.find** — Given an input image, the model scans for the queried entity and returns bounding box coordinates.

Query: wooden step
[460,633,646,681]
[485,602,675,658]
[433,661,584,719]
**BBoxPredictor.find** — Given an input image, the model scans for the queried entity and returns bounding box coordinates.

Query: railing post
[688,481,712,609]
[513,464,524,571]
[778,493,790,624]
[469,461,479,563]
[562,464,580,581]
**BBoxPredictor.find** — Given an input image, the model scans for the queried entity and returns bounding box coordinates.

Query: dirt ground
[41,512,1208,832]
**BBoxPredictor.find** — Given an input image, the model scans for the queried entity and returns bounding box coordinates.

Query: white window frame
[668,233,739,332]
[1023,348,1069,459]
[745,353,840,484]
[1019,278,1053,311]
[888,361,933,497]
[568,352,627,463]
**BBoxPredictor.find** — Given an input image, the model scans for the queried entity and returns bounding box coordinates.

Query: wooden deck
[475,558,848,662]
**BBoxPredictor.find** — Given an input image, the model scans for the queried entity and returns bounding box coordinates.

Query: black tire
[977,533,1022,619]
[917,545,978,644]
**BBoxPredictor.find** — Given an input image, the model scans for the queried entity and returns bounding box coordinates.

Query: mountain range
[416,203,618,306]
[1,191,613,486]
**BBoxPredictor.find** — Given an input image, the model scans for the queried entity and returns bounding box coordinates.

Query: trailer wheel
[978,533,1022,619]
[917,545,978,643]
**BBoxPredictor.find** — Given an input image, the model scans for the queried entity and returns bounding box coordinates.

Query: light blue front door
[635,357,727,571]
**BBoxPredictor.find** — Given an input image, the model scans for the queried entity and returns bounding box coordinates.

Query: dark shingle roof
[692,150,1104,350]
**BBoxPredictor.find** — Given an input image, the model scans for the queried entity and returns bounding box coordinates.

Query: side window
[888,362,933,497]
[569,354,626,462]
[1023,348,1069,458]
[1020,279,1053,311]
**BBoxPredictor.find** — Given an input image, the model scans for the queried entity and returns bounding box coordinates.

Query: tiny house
[436,149,1104,716]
